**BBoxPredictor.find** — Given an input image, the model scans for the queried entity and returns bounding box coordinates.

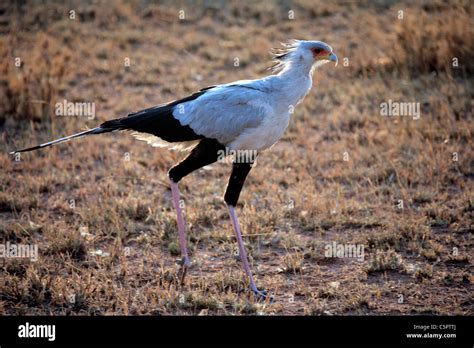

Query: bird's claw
[176,257,192,285]
[252,288,274,302]
[175,257,192,267]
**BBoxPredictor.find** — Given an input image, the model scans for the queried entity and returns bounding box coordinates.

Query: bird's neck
[278,58,315,78]
[275,60,315,106]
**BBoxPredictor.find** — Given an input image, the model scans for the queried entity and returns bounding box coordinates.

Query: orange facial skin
[311,47,330,58]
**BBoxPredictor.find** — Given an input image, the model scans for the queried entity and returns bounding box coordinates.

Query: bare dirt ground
[0,0,472,315]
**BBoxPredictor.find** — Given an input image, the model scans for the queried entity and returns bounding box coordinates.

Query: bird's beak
[327,52,338,66]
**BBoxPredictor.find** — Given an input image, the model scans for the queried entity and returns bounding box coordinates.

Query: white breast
[229,76,312,151]
[229,113,290,151]
[228,105,290,151]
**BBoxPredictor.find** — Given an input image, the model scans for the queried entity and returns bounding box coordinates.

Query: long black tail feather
[10,127,111,154]
[10,88,212,155]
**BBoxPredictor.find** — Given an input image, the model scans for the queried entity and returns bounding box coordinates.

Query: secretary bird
[11,40,338,300]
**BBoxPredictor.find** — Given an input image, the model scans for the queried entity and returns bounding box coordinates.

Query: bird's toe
[252,288,274,302]
[175,257,192,268]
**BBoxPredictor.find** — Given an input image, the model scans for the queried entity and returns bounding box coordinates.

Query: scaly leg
[170,180,190,284]
[225,159,269,300]
[228,205,266,295]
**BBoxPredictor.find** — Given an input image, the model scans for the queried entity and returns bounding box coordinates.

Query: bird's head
[270,40,338,73]
[302,40,338,66]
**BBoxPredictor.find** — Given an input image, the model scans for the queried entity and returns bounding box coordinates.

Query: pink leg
[170,180,191,270]
[228,205,268,299]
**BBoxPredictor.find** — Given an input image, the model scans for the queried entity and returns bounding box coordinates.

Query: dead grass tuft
[393,6,474,76]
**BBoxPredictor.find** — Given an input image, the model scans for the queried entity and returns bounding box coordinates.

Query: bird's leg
[170,179,191,284]
[227,205,263,296]
[168,139,226,284]
[225,160,269,301]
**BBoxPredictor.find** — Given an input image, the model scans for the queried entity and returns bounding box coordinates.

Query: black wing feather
[100,89,212,142]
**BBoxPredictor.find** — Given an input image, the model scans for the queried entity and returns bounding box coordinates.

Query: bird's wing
[173,83,272,145]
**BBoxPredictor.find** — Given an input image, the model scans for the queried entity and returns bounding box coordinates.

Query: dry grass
[0,0,472,315]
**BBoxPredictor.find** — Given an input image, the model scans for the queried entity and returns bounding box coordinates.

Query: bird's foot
[176,257,192,285]
[251,288,274,303]
[175,256,192,267]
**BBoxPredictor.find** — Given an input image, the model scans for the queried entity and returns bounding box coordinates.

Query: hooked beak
[327,52,338,66]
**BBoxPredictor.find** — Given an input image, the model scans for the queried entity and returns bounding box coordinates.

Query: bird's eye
[313,48,322,54]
